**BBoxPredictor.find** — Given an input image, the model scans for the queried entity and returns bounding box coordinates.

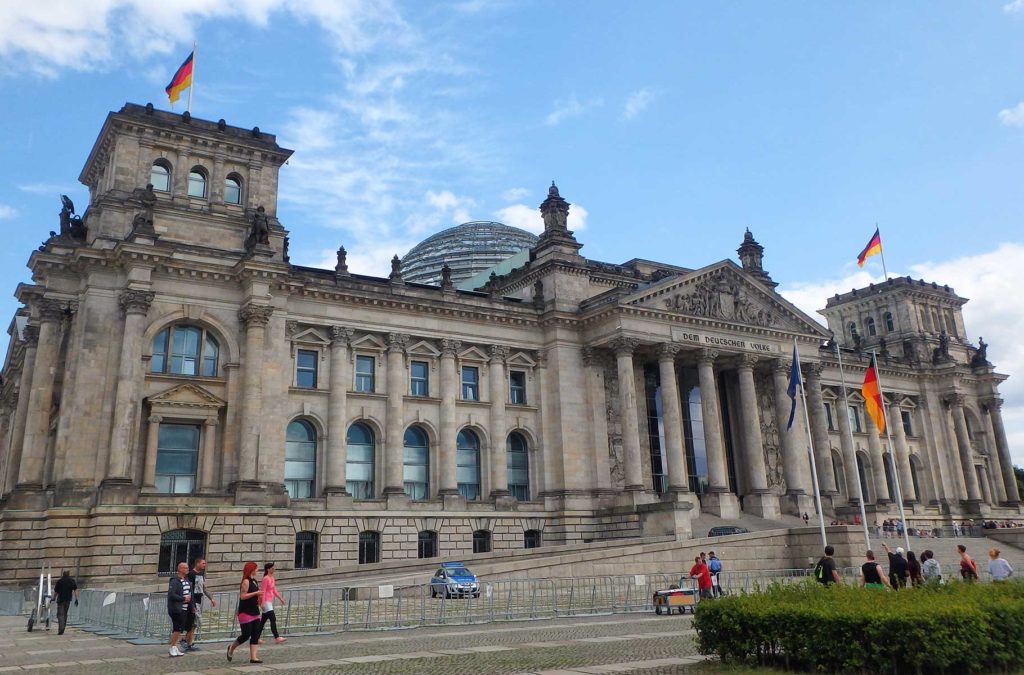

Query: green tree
[1016,465,1024,500]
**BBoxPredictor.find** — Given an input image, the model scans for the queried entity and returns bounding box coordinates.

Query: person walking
[707,551,723,597]
[988,548,1014,581]
[259,562,287,643]
[167,562,195,658]
[859,550,892,589]
[882,543,908,589]
[183,558,217,651]
[906,551,923,587]
[814,545,842,586]
[689,555,713,599]
[921,550,942,584]
[227,561,263,664]
[52,570,79,635]
[958,544,978,582]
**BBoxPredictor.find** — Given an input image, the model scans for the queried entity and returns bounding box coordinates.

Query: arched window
[151,325,219,377]
[507,432,530,501]
[831,451,844,496]
[472,530,491,554]
[294,531,318,569]
[358,530,380,564]
[882,454,896,502]
[417,530,438,559]
[187,166,208,199]
[224,175,243,205]
[909,455,922,502]
[848,322,857,338]
[884,312,895,332]
[345,423,375,499]
[865,317,877,337]
[403,426,429,500]
[856,453,870,503]
[285,420,316,499]
[158,529,206,576]
[150,160,171,192]
[524,529,542,549]
[456,429,481,500]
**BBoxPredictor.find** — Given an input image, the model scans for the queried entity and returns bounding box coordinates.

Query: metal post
[871,350,912,553]
[794,338,828,550]
[836,341,872,550]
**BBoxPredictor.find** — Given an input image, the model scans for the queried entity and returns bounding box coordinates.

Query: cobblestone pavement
[0,613,704,674]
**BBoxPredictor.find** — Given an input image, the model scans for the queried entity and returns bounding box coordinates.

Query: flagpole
[876,223,889,280]
[871,349,911,553]
[835,341,871,551]
[187,41,196,115]
[795,338,827,550]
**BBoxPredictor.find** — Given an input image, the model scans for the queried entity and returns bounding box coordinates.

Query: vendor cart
[652,577,700,615]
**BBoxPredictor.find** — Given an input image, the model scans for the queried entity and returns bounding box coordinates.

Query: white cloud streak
[623,88,654,120]
[0,204,17,220]
[998,102,1024,127]
[501,187,529,202]
[544,94,602,126]
[1005,0,1024,14]
[494,202,587,235]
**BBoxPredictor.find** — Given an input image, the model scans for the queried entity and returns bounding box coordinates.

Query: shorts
[169,611,195,633]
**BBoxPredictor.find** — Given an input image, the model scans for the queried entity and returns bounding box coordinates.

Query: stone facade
[0,103,1018,584]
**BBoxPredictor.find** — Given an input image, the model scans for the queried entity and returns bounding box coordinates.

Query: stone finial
[119,290,155,316]
[335,246,349,276]
[239,303,273,328]
[539,181,571,235]
[440,264,453,290]
[389,255,403,282]
[532,279,544,308]
[736,228,776,287]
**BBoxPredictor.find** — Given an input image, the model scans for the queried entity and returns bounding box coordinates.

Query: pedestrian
[859,550,892,589]
[167,562,195,658]
[227,561,263,664]
[906,551,923,587]
[921,550,942,584]
[52,570,79,636]
[987,548,1014,581]
[259,562,287,643]
[802,512,809,525]
[183,558,217,651]
[952,521,961,537]
[873,521,882,538]
[707,551,723,597]
[688,555,713,599]
[814,545,842,586]
[958,544,978,582]
[882,543,908,589]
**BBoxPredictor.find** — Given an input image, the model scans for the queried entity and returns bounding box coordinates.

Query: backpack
[814,558,828,584]
[709,558,722,574]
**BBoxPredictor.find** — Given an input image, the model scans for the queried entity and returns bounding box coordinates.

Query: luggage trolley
[27,564,52,632]
[652,577,700,615]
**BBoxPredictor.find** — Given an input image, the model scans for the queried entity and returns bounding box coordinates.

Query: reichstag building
[0,104,1018,583]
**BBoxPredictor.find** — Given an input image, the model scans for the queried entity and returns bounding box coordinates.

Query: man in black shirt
[883,543,909,589]
[814,545,841,586]
[53,570,79,635]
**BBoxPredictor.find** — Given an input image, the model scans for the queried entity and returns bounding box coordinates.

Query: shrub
[694,579,1024,674]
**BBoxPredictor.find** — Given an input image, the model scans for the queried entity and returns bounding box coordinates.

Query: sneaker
[187,644,200,651]
[169,646,183,657]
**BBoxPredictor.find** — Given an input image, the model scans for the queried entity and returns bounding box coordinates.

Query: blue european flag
[786,344,800,430]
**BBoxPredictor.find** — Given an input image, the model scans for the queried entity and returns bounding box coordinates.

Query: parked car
[707,526,750,537]
[430,562,480,598]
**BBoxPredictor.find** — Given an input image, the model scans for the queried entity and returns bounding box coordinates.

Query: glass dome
[401,221,538,286]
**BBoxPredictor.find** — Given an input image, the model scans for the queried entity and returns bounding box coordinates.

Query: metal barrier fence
[0,589,25,616]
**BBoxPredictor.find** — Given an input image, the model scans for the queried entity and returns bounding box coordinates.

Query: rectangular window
[461,366,479,401]
[901,410,914,437]
[296,349,318,389]
[509,371,527,405]
[294,532,317,570]
[355,355,375,392]
[410,360,429,396]
[848,405,862,433]
[154,423,200,494]
[824,402,835,431]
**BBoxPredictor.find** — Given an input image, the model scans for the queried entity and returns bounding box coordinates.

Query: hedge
[693,579,1024,674]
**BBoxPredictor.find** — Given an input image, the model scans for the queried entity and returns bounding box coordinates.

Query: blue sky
[2,1,1024,464]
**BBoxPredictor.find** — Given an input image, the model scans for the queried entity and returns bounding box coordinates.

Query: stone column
[236,303,273,487]
[697,349,738,517]
[610,337,643,491]
[103,290,155,493]
[582,347,612,493]
[865,413,890,504]
[889,402,916,502]
[142,414,162,487]
[438,339,461,497]
[17,300,64,492]
[4,325,37,495]
[985,398,1020,504]
[384,332,408,495]
[324,326,353,495]
[773,360,811,514]
[835,390,863,505]
[736,355,778,519]
[200,418,219,491]
[488,344,510,499]
[657,343,689,495]
[948,394,982,502]
[803,365,838,497]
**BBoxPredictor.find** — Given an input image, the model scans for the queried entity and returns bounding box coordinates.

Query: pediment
[624,261,829,336]
[148,383,226,410]
[290,327,331,346]
[458,346,489,362]
[407,340,440,358]
[351,334,386,351]
[507,351,537,368]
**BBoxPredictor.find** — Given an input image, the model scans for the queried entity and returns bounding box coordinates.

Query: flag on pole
[861,354,885,433]
[857,227,882,267]
[165,51,194,106]
[786,343,800,430]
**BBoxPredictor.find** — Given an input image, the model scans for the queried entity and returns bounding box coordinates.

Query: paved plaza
[0,613,705,674]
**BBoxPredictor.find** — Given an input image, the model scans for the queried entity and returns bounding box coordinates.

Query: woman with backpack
[958,544,978,582]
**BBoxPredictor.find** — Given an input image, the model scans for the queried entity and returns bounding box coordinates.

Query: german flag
[165,51,194,106]
[861,355,886,433]
[857,227,882,267]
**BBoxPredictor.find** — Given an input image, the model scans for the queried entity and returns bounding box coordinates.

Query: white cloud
[0,204,17,220]
[998,102,1024,127]
[18,182,79,196]
[280,107,339,151]
[779,242,1024,468]
[494,202,588,234]
[501,187,529,202]
[1005,0,1024,13]
[623,88,654,120]
[544,94,602,126]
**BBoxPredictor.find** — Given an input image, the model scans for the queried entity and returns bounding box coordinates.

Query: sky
[1,1,1024,468]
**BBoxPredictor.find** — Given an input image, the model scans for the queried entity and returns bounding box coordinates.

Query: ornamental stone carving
[330,326,354,346]
[440,338,462,357]
[37,298,67,322]
[663,270,777,328]
[983,397,1003,413]
[946,393,966,408]
[386,332,409,353]
[119,290,155,316]
[608,336,640,357]
[238,303,273,328]
[21,324,39,347]
[488,344,509,363]
[285,320,300,337]
[657,342,682,361]
[697,348,719,365]
[737,353,759,369]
